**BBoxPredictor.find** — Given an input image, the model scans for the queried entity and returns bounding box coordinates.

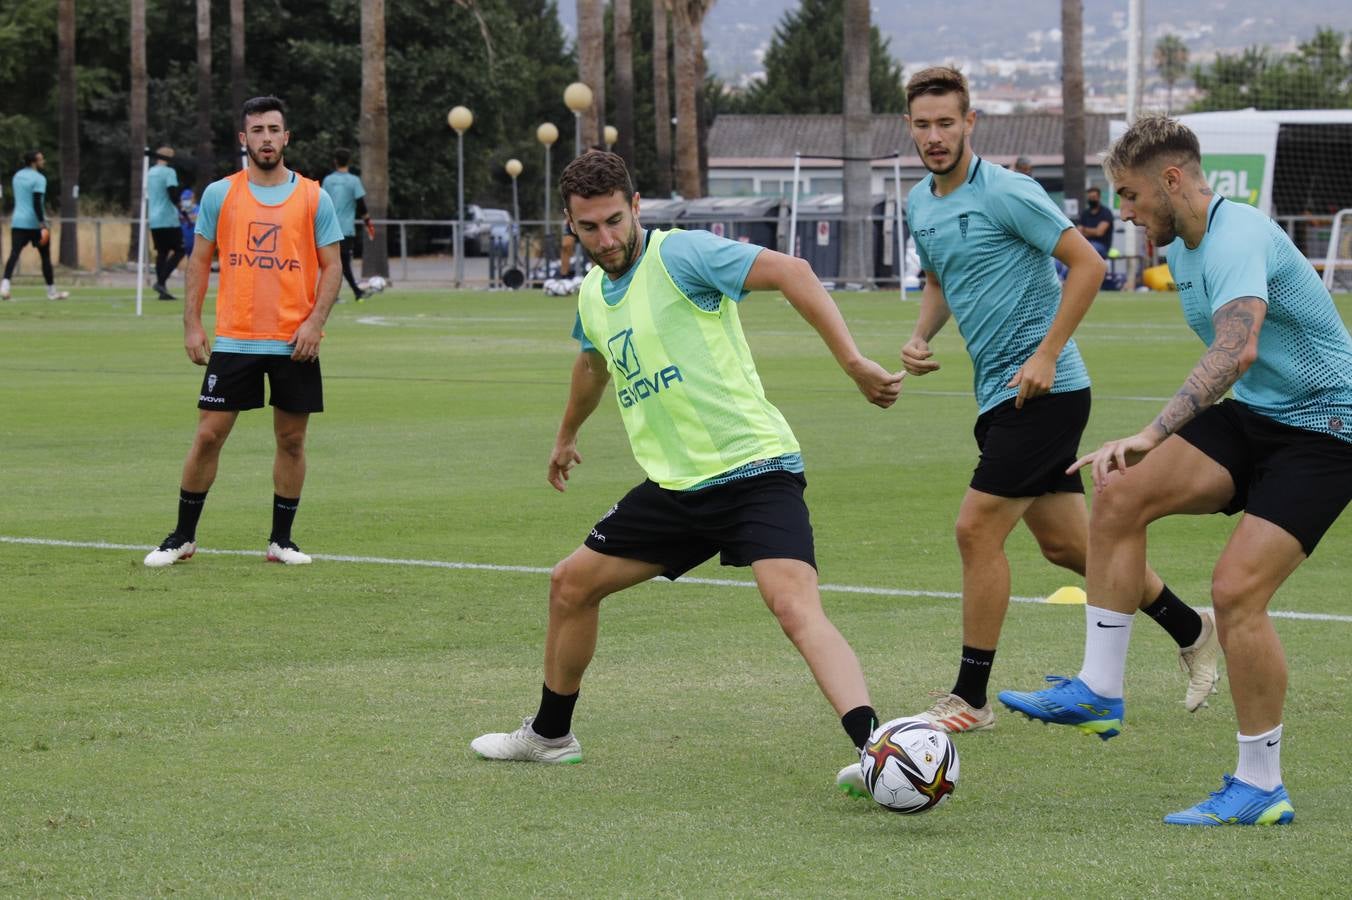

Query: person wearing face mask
[1076,186,1115,259]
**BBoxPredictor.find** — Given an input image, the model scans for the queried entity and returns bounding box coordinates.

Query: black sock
[531,683,579,739]
[841,705,878,751]
[1142,584,1202,648]
[269,494,300,545]
[175,488,208,541]
[951,646,996,709]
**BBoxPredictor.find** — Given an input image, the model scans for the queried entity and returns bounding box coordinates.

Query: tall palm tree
[1154,34,1189,114]
[841,0,872,280]
[1061,0,1085,216]
[230,0,246,122]
[360,0,390,277]
[670,0,712,199]
[652,0,673,197]
[578,0,606,151]
[57,0,79,267]
[129,0,147,262]
[613,0,636,169]
[195,0,213,191]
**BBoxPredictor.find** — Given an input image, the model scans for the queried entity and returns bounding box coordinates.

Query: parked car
[463,205,513,256]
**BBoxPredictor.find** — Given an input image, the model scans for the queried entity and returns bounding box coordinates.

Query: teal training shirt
[321,170,366,237]
[197,171,344,355]
[146,164,181,229]
[11,167,46,229]
[907,157,1089,413]
[1167,195,1352,443]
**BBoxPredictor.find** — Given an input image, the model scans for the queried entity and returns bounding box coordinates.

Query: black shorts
[198,352,324,413]
[970,388,1090,498]
[151,226,183,252]
[583,470,816,580]
[1177,399,1352,555]
[9,228,48,253]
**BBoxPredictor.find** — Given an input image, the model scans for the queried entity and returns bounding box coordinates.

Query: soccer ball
[860,716,959,814]
[364,275,387,293]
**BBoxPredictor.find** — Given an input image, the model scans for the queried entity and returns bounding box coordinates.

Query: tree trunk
[694,6,709,196]
[360,0,390,277]
[652,0,673,197]
[670,1,705,199]
[57,0,79,268]
[129,0,147,263]
[577,0,605,152]
[230,0,246,124]
[1061,0,1086,216]
[195,0,213,192]
[841,0,872,280]
[613,0,635,170]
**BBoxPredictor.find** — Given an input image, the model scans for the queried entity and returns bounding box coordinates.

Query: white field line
[4,535,1349,624]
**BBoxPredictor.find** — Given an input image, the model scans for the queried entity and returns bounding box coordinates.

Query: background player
[321,148,374,302]
[1,150,69,301]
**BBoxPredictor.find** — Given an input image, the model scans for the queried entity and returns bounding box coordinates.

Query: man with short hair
[144,96,344,568]
[898,67,1217,735]
[471,151,904,796]
[1,150,68,301]
[321,148,373,302]
[147,146,186,300]
[999,116,1352,826]
[1077,186,1114,259]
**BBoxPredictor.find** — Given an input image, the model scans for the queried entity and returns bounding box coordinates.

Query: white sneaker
[267,540,312,565]
[471,716,582,763]
[46,288,69,300]
[1180,609,1222,711]
[144,533,196,567]
[836,757,869,800]
[0,279,10,300]
[914,690,996,733]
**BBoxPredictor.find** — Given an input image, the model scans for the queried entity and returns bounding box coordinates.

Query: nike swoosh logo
[1095,622,1126,628]
[251,224,282,247]
[1266,739,1280,747]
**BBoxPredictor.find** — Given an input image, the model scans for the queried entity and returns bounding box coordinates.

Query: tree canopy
[1192,27,1352,111]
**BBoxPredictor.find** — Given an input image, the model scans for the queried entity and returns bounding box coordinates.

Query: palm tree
[652,0,673,197]
[1061,0,1085,216]
[230,0,246,121]
[578,0,606,150]
[670,0,712,199]
[360,0,390,278]
[841,0,872,280]
[195,0,213,192]
[613,0,636,169]
[1154,34,1189,114]
[57,0,79,267]
[129,0,147,262]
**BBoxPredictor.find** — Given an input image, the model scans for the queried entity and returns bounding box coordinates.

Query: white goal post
[1323,208,1352,294]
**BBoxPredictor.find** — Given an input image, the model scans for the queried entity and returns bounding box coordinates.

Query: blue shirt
[907,157,1089,413]
[321,170,366,237]
[1168,195,1352,442]
[197,171,344,356]
[147,163,181,229]
[11,167,46,230]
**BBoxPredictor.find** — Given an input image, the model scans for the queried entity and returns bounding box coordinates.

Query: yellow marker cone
[1045,586,1087,605]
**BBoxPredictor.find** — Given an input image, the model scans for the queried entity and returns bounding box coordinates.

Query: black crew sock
[269,495,300,545]
[531,683,579,739]
[951,646,996,709]
[175,488,208,541]
[1142,584,1203,648]
[841,705,878,751]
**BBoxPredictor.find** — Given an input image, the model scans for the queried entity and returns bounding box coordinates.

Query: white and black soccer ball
[364,275,387,293]
[860,716,959,814]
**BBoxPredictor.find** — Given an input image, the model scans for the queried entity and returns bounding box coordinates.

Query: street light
[447,104,474,288]
[505,158,522,276]
[604,125,618,151]
[537,122,558,261]
[563,81,593,158]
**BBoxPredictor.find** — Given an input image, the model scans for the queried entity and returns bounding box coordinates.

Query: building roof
[708,113,1113,168]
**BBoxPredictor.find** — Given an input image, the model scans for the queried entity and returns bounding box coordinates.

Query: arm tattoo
[1153,298,1264,437]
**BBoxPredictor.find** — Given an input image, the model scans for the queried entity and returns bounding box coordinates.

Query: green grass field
[2,284,1350,896]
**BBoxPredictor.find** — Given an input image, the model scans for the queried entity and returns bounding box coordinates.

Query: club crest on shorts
[207,374,218,393]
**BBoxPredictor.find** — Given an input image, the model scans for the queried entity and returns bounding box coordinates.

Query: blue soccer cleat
[1163,774,1295,826]
[997,675,1124,740]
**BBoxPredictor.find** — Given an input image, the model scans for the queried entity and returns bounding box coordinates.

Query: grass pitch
[2,284,1350,896]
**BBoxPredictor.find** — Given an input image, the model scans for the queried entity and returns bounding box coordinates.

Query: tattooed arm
[1068,297,1265,490]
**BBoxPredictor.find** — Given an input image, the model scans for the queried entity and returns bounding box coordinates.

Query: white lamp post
[505,158,522,272]
[604,125,618,151]
[563,82,593,159]
[537,122,558,258]
[447,105,474,287]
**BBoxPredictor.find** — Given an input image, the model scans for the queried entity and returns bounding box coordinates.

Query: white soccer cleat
[471,717,582,764]
[0,279,11,300]
[46,288,69,300]
[914,691,996,733]
[266,540,312,565]
[144,533,196,567]
[1180,609,1223,711]
[836,757,869,800]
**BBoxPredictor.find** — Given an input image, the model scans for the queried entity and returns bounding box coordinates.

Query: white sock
[1235,724,1284,792]
[1076,606,1134,698]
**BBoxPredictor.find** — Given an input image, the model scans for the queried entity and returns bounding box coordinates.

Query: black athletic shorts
[9,228,48,252]
[197,351,324,413]
[583,469,816,580]
[970,388,1090,498]
[1176,399,1352,555]
[151,226,183,252]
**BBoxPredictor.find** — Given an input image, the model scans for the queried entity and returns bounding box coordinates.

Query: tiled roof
[708,113,1113,166]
